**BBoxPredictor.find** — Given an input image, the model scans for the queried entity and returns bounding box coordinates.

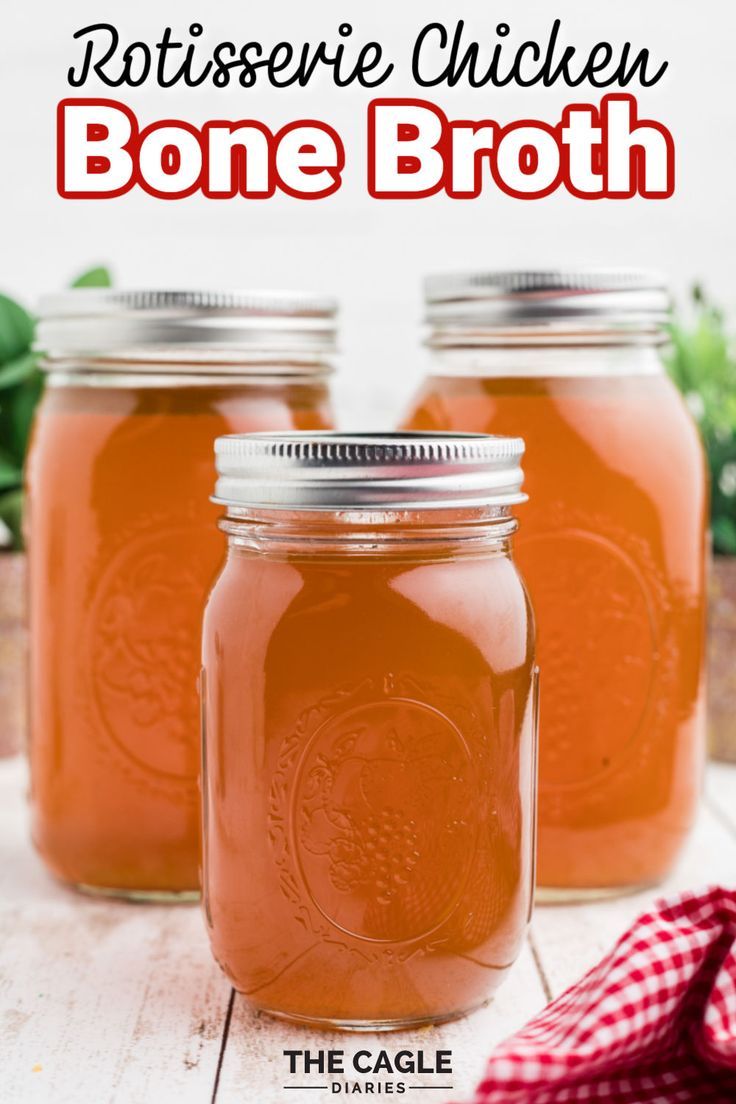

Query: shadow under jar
[27,289,336,899]
[202,431,538,1030]
[402,270,708,901]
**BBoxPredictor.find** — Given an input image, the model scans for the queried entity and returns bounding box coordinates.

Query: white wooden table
[1,756,734,1104]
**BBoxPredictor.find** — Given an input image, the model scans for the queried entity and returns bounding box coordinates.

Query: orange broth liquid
[27,379,332,895]
[404,373,707,893]
[202,525,536,1026]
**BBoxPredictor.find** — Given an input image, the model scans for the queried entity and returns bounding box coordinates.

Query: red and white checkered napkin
[465,887,736,1104]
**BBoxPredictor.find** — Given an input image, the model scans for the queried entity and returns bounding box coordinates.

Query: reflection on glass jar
[202,432,537,1029]
[27,290,336,898]
[402,271,707,899]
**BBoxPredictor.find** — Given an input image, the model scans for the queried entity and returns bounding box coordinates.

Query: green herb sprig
[667,287,736,556]
[0,266,111,550]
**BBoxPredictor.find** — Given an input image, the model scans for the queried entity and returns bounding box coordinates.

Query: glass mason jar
[27,290,336,899]
[202,432,537,1029]
[402,270,708,900]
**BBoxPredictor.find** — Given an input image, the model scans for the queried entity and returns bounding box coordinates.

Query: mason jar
[202,431,537,1029]
[402,270,707,900]
[27,289,336,899]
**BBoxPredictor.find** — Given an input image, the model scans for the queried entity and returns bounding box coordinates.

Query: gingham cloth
[465,887,736,1104]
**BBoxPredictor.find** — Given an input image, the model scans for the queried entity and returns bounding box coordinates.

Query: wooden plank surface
[706,759,736,834]
[0,755,734,1104]
[216,939,548,1103]
[0,759,231,1104]
[529,801,736,1000]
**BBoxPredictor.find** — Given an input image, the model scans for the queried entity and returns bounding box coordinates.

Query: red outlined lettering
[136,120,204,199]
[273,119,344,199]
[57,99,345,200]
[368,94,674,200]
[367,98,448,199]
[57,94,674,202]
[58,98,138,199]
[599,94,675,198]
[200,120,275,199]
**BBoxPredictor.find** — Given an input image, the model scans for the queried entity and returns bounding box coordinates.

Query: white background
[0,0,732,424]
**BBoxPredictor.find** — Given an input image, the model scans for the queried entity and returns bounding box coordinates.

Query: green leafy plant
[667,287,736,556]
[0,266,111,550]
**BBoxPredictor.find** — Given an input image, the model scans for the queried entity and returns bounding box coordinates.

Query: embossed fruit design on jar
[402,270,708,899]
[27,290,336,898]
[202,432,537,1028]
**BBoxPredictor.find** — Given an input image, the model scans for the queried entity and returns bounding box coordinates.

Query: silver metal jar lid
[36,288,338,369]
[425,269,670,333]
[214,431,526,511]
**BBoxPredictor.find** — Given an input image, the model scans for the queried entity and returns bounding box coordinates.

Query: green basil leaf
[713,516,736,557]
[71,266,112,288]
[0,351,38,390]
[0,294,34,364]
[0,487,23,550]
[0,447,21,491]
[669,290,736,557]
[0,368,44,465]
